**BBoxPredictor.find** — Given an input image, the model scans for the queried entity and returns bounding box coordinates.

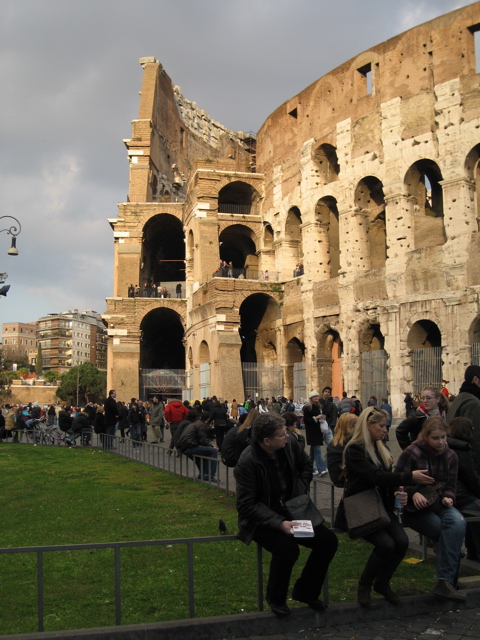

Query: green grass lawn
[0,445,438,634]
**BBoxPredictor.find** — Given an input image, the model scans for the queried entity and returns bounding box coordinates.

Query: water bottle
[394,486,405,520]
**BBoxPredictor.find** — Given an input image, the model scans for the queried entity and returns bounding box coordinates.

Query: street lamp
[0,216,21,297]
[0,215,21,256]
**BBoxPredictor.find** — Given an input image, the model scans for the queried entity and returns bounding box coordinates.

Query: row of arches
[137,293,480,401]
[134,143,479,294]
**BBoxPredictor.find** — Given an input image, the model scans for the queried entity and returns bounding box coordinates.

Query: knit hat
[309,391,320,399]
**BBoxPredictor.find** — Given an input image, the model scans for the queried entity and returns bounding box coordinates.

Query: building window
[469,23,480,73]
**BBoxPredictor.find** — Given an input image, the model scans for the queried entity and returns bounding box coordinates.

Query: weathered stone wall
[107,4,480,413]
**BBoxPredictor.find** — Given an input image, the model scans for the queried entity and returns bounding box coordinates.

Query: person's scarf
[459,381,480,402]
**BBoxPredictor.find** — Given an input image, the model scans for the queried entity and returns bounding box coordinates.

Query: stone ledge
[4,588,480,640]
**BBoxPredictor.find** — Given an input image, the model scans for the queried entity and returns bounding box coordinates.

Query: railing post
[256,543,264,611]
[114,546,122,625]
[37,550,44,632]
[187,541,195,618]
[330,483,335,525]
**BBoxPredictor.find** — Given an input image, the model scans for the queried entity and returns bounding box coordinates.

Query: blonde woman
[327,412,357,487]
[342,407,433,607]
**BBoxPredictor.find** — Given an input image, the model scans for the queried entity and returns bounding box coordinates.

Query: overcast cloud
[0,0,472,323]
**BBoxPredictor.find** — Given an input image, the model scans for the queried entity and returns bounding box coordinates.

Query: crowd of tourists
[3,367,480,616]
[126,283,183,298]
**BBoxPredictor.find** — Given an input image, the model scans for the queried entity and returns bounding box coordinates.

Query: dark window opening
[288,107,298,119]
[218,181,258,215]
[469,24,480,73]
[140,308,185,369]
[358,63,372,95]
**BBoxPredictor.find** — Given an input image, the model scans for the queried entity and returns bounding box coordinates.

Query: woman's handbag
[343,488,390,538]
[403,484,442,515]
[285,494,324,528]
[403,455,447,515]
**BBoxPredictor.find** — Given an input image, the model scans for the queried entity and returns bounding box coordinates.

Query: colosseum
[104,2,480,416]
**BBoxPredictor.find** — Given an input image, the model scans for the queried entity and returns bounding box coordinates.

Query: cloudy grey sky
[0,0,473,323]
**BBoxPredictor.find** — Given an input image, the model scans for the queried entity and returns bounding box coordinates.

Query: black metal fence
[0,536,265,633]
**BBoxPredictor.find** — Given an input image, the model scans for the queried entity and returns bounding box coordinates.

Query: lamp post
[0,216,21,296]
[0,215,21,256]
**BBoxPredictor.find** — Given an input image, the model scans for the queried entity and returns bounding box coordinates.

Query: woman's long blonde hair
[332,412,357,447]
[343,407,392,469]
[238,408,259,433]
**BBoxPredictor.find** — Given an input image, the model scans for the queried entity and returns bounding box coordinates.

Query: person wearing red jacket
[164,399,189,453]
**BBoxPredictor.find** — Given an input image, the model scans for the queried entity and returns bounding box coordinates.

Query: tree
[43,370,59,384]
[35,344,43,375]
[56,363,106,405]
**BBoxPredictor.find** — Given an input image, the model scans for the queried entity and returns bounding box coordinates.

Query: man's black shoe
[267,601,290,618]
[291,587,327,611]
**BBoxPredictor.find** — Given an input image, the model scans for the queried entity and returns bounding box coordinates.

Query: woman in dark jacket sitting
[343,407,433,607]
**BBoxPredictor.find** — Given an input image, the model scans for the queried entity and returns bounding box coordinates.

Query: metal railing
[0,536,265,633]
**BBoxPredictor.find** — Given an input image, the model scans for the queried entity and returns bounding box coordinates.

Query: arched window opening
[313,143,340,183]
[142,214,185,288]
[360,324,388,402]
[140,308,185,370]
[465,144,480,231]
[355,176,386,269]
[407,320,442,393]
[218,224,258,278]
[239,294,282,399]
[406,160,445,249]
[469,316,480,365]
[286,337,306,402]
[263,223,274,249]
[285,207,303,267]
[198,341,211,398]
[218,181,259,215]
[139,308,185,399]
[315,197,340,277]
[317,329,343,398]
[199,340,210,364]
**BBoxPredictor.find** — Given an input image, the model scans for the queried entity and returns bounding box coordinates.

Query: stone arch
[317,327,343,397]
[140,307,185,370]
[218,180,260,215]
[313,143,340,183]
[465,143,480,230]
[218,224,258,277]
[358,323,388,402]
[469,316,480,365]
[263,223,274,249]
[285,206,303,266]
[355,176,386,269]
[239,293,281,364]
[407,319,442,392]
[142,214,185,286]
[199,340,210,364]
[285,337,306,400]
[405,159,446,249]
[239,293,283,398]
[198,340,211,398]
[315,196,340,278]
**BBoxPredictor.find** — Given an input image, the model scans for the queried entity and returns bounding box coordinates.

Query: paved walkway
[242,608,480,640]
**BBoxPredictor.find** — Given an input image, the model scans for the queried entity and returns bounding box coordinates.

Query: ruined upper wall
[125,58,253,203]
[256,3,480,190]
